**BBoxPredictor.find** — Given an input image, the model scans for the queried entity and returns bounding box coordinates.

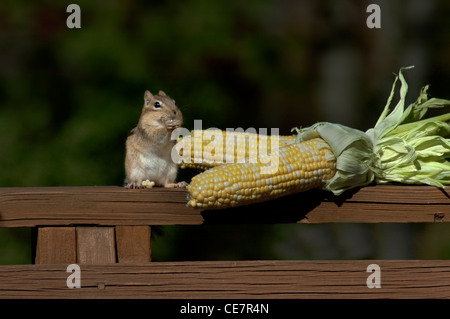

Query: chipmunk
[125,90,187,189]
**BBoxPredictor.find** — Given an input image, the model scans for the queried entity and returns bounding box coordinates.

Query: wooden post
[76,227,116,264]
[35,227,76,264]
[116,226,152,263]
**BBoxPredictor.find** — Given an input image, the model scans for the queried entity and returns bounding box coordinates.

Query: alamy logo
[66,4,81,29]
[366,264,381,288]
[66,264,81,288]
[366,4,381,29]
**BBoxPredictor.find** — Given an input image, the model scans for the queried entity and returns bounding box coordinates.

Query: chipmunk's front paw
[166,119,182,130]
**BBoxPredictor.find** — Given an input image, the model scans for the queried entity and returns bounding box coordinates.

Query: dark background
[1,0,449,263]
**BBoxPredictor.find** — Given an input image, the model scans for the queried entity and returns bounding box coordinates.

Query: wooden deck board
[0,260,449,299]
[0,185,448,227]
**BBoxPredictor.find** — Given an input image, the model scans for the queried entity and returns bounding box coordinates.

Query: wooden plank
[116,226,151,263]
[0,260,449,299]
[76,227,116,264]
[0,186,202,227]
[0,185,448,227]
[35,227,76,264]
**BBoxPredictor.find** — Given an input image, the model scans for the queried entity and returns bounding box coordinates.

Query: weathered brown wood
[0,186,202,227]
[0,185,448,227]
[116,226,151,263]
[0,260,449,299]
[76,227,116,264]
[35,227,76,264]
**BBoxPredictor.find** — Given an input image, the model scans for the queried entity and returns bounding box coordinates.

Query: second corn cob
[177,129,297,170]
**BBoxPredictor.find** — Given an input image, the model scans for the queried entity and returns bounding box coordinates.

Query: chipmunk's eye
[154,101,162,108]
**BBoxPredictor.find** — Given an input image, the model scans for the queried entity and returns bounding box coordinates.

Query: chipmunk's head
[139,90,183,132]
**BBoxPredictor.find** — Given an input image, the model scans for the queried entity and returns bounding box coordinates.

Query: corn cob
[186,138,336,209]
[177,130,297,170]
[183,67,450,210]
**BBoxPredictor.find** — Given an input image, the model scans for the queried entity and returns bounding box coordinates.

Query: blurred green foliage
[0,228,31,264]
[0,0,449,264]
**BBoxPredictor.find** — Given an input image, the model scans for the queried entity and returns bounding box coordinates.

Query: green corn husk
[294,66,450,195]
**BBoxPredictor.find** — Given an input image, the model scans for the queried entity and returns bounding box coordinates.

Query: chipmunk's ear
[144,90,154,100]
[158,90,167,97]
[144,90,153,105]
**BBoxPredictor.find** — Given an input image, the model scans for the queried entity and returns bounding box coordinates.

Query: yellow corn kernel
[186,138,337,209]
[177,130,297,170]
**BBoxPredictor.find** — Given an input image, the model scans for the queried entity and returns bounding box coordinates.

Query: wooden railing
[0,185,449,299]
